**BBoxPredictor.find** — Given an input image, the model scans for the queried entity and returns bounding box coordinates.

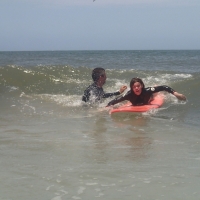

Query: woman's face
[132,82,143,95]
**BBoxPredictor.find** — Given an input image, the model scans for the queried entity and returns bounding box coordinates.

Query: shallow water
[1,110,200,200]
[0,50,200,199]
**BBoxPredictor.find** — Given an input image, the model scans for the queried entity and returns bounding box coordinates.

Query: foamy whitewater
[0,50,200,200]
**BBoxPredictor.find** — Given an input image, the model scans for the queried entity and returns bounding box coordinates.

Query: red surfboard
[110,94,164,114]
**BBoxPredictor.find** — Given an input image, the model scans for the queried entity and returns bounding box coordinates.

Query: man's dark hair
[92,68,105,82]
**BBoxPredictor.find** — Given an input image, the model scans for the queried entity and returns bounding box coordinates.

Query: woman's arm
[173,91,187,101]
[150,85,186,101]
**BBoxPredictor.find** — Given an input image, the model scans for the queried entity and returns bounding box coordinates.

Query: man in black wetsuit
[82,68,127,103]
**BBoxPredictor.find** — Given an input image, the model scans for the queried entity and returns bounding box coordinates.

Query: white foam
[59,190,68,195]
[8,86,19,92]
[86,182,98,186]
[51,196,62,200]
[46,185,54,191]
[160,73,192,82]
[77,187,86,194]
[39,94,83,107]
[24,70,33,74]
[72,196,81,200]
[144,73,192,86]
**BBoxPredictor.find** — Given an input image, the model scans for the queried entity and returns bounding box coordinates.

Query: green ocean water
[0,50,200,200]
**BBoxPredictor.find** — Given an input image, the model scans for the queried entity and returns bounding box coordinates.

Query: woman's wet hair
[92,68,105,82]
[130,77,145,89]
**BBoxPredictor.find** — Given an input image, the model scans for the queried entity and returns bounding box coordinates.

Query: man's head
[92,68,106,86]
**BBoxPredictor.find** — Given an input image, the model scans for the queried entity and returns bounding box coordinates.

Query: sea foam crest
[40,94,83,107]
[161,73,192,80]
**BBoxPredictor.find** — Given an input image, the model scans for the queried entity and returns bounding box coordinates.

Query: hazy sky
[1,0,200,51]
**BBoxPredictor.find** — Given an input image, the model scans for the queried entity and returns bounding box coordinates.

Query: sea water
[0,50,200,200]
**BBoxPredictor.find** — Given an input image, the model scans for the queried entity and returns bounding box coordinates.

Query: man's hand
[119,85,127,94]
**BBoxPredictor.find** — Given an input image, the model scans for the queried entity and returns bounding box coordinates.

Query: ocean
[0,50,200,200]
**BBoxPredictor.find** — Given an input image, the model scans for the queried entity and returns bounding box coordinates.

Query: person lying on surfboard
[107,77,186,107]
[82,67,127,103]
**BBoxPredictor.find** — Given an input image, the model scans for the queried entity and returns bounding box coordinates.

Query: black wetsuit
[107,85,175,106]
[82,83,120,103]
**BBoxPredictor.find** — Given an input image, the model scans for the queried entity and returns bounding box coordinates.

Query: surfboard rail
[110,94,164,114]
